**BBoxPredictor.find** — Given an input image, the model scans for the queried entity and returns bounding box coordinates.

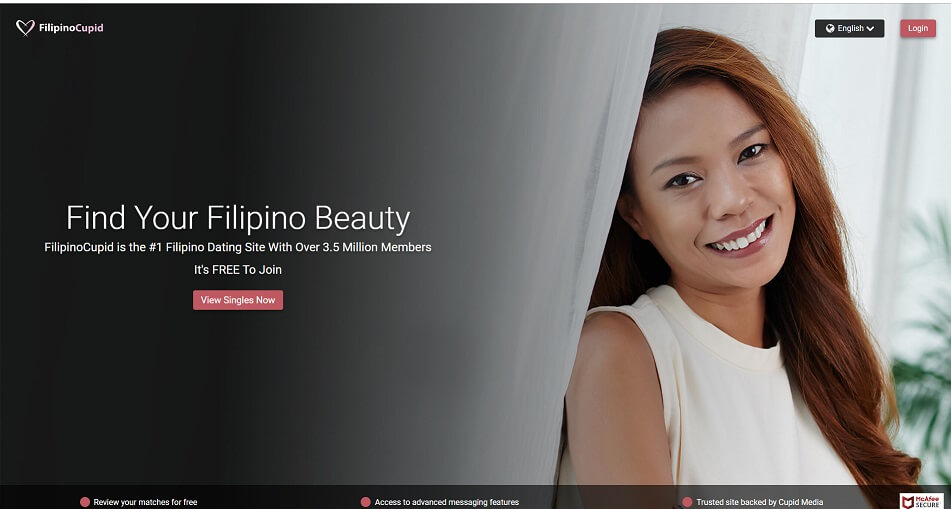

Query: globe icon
[826,24,835,33]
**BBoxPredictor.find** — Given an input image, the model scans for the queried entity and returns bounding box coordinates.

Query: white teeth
[710,219,769,252]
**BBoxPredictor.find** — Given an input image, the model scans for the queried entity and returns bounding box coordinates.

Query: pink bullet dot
[682,496,693,507]
[80,497,91,508]
[361,496,371,507]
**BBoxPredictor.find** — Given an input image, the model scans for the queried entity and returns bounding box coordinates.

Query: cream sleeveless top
[557,285,857,488]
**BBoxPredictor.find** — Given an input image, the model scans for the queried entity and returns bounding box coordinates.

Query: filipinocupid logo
[16,19,104,36]
[16,19,35,36]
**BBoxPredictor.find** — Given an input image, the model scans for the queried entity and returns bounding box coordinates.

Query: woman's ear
[617,192,650,241]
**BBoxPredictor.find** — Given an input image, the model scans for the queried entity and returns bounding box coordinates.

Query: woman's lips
[705,215,773,258]
[710,216,771,245]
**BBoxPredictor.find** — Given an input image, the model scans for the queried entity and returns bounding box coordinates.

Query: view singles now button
[193,290,284,310]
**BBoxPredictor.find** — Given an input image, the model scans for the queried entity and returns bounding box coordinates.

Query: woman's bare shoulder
[564,310,671,484]
[573,311,657,380]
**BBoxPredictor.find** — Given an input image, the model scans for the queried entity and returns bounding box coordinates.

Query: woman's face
[620,79,796,292]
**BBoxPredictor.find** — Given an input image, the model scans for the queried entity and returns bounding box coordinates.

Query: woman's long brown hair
[591,28,920,506]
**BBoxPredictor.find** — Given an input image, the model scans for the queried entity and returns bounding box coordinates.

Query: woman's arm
[565,311,673,484]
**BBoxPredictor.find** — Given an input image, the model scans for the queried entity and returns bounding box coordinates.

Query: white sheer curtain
[500,5,662,484]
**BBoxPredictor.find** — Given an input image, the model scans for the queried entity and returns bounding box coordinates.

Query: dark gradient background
[1,4,656,485]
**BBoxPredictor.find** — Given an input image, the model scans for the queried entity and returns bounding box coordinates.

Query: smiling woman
[620,79,796,304]
[558,28,921,509]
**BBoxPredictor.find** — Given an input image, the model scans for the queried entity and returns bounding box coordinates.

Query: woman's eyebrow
[730,123,767,147]
[650,155,700,175]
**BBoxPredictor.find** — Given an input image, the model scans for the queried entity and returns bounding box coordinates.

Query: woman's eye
[666,174,700,188]
[738,143,768,162]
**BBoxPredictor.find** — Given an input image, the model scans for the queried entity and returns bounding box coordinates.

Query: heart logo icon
[16,19,35,36]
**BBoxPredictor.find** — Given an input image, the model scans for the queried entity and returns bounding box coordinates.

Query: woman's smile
[704,215,773,258]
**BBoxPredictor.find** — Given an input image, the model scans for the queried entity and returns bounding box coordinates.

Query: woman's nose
[707,165,753,218]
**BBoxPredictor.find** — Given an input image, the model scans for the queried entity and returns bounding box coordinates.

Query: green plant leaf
[895,206,951,483]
